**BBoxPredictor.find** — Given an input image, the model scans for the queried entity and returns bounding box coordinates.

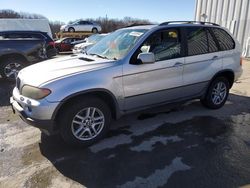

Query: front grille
[16,77,21,91]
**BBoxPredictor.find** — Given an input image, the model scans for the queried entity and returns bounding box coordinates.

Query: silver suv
[11,21,243,146]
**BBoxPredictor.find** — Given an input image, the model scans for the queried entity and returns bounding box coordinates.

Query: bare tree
[0,9,153,36]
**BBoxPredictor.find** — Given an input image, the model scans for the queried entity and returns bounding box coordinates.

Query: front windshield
[86,34,99,43]
[87,29,147,60]
[87,34,106,44]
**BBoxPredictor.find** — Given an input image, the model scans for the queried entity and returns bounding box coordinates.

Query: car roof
[121,22,221,31]
[121,25,157,30]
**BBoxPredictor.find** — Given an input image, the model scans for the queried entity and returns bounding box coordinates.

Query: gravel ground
[0,59,250,188]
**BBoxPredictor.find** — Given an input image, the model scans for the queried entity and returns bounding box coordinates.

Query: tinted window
[86,21,92,25]
[1,32,45,39]
[7,33,27,38]
[207,30,219,53]
[212,28,235,50]
[63,39,71,43]
[79,21,88,25]
[186,27,208,56]
[141,29,181,61]
[30,33,44,39]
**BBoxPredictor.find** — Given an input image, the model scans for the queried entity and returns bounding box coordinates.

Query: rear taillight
[49,41,55,48]
[240,57,243,66]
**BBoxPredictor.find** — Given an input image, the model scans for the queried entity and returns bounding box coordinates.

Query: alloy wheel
[71,107,105,141]
[211,81,227,105]
[4,62,23,79]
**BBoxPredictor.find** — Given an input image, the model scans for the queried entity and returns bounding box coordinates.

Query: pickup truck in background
[0,38,48,81]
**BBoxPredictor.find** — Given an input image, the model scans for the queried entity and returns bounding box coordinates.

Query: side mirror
[137,52,155,64]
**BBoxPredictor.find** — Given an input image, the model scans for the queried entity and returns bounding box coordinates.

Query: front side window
[212,28,235,51]
[140,29,181,61]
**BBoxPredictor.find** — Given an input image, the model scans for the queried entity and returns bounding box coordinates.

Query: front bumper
[10,87,60,135]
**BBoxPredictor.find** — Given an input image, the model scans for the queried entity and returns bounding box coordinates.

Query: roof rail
[159,21,220,26]
[125,23,152,27]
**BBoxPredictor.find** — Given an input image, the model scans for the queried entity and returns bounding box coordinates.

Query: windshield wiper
[89,53,108,59]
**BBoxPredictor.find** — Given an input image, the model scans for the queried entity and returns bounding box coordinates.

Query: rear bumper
[235,66,243,81]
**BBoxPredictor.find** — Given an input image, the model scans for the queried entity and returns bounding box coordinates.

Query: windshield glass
[87,29,147,60]
[89,34,107,43]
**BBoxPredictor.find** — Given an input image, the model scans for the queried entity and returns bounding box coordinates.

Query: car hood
[18,54,115,87]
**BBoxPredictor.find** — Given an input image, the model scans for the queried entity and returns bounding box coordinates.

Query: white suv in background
[11,21,242,146]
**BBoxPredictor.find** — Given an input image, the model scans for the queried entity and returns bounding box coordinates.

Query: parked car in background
[55,37,82,52]
[60,20,102,33]
[0,19,53,38]
[0,31,57,58]
[73,33,108,54]
[11,22,242,146]
[0,37,48,81]
[71,39,87,46]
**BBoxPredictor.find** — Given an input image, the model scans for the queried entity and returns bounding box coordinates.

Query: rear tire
[201,77,230,109]
[0,57,26,81]
[59,97,111,147]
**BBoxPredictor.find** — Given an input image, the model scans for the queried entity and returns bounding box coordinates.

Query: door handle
[173,62,184,67]
[212,56,219,60]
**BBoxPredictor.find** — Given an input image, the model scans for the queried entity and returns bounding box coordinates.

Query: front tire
[92,28,98,33]
[0,58,26,81]
[68,27,75,32]
[201,77,230,109]
[59,97,111,147]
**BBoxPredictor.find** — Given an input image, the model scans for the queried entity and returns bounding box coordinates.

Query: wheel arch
[210,69,235,88]
[53,89,121,130]
[201,69,235,100]
[0,53,28,64]
[92,27,98,33]
[68,27,75,32]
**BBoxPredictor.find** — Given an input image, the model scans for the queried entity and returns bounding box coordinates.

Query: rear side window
[186,27,208,56]
[186,27,220,56]
[212,28,235,50]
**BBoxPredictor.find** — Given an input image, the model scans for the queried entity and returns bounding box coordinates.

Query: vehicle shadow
[0,78,15,107]
[39,93,250,187]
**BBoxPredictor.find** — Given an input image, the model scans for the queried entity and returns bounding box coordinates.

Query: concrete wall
[195,0,250,57]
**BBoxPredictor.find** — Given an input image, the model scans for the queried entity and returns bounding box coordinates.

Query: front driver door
[123,28,185,110]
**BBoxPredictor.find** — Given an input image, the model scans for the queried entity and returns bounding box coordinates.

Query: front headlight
[21,85,51,100]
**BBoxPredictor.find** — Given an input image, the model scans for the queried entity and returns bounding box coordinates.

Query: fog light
[27,99,31,105]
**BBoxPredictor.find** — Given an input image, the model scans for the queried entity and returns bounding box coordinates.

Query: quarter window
[207,30,219,53]
[141,29,182,61]
[212,28,235,50]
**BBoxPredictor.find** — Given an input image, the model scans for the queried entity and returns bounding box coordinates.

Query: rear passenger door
[183,27,223,97]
